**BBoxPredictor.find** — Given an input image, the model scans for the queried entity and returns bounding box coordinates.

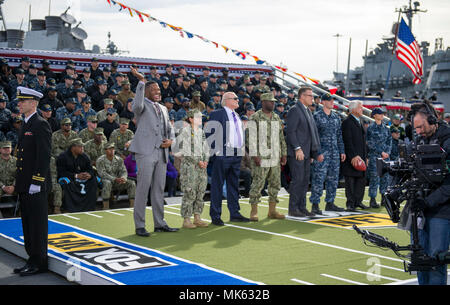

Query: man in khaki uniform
[0,141,16,197]
[246,92,287,221]
[96,142,135,209]
[97,98,119,123]
[190,91,206,112]
[51,117,78,157]
[79,115,105,143]
[109,118,134,158]
[117,80,135,107]
[84,128,107,166]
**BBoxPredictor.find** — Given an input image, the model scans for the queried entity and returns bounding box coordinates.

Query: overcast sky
[3,0,450,81]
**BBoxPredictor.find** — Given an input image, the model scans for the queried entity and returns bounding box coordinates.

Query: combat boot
[193,214,209,227]
[129,198,135,208]
[103,200,109,210]
[268,202,285,219]
[183,217,197,229]
[250,204,259,221]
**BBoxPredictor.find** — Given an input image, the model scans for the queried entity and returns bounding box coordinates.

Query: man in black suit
[285,86,323,217]
[341,100,368,211]
[206,91,249,225]
[14,87,52,276]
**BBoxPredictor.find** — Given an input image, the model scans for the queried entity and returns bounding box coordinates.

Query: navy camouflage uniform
[309,108,345,206]
[367,121,392,199]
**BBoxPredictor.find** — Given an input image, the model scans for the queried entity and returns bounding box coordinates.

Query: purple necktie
[232,111,242,147]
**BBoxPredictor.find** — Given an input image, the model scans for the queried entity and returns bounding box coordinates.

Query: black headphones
[409,102,438,125]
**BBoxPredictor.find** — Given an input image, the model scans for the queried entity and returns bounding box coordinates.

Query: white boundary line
[348,268,401,282]
[290,278,315,285]
[320,273,368,285]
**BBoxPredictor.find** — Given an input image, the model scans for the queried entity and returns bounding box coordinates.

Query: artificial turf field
[45,187,418,285]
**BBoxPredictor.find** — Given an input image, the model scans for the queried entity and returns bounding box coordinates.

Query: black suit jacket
[341,114,367,177]
[285,102,319,159]
[16,112,52,193]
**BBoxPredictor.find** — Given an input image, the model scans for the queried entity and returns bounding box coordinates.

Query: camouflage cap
[94,127,104,135]
[186,109,202,118]
[60,117,72,125]
[119,117,130,125]
[260,92,277,102]
[103,98,114,105]
[0,141,12,148]
[391,127,400,133]
[69,138,84,147]
[104,142,115,149]
[192,91,201,97]
[87,115,98,122]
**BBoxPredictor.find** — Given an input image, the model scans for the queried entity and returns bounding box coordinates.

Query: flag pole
[385,11,402,93]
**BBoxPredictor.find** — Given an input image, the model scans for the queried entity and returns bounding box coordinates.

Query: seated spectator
[84,128,107,167]
[0,141,16,197]
[56,138,98,212]
[109,118,134,159]
[51,117,79,157]
[96,142,136,209]
[117,80,135,108]
[98,108,120,140]
[40,104,59,132]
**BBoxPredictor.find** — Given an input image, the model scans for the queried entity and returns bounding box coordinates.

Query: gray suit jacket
[285,102,320,159]
[128,81,174,162]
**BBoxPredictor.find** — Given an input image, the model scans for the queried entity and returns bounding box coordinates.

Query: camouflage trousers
[368,155,389,199]
[249,161,281,205]
[309,152,340,205]
[180,163,208,217]
[52,183,62,208]
[101,179,136,200]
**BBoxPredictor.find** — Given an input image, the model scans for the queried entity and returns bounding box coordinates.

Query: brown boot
[129,199,135,208]
[54,206,61,214]
[193,214,209,227]
[250,204,259,221]
[183,217,197,229]
[268,202,285,219]
[103,200,110,210]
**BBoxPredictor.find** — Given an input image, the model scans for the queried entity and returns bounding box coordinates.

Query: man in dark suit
[206,91,249,225]
[341,100,368,211]
[14,87,52,276]
[285,86,323,217]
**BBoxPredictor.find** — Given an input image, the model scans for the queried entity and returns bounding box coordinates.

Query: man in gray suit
[286,86,323,217]
[128,67,178,237]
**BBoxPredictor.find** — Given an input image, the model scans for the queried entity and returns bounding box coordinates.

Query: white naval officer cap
[17,86,43,100]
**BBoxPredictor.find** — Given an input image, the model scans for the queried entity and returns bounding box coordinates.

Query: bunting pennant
[103,0,323,86]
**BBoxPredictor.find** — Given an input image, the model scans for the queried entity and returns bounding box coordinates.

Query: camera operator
[411,101,450,285]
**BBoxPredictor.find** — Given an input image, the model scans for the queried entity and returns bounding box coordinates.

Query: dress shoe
[288,211,306,217]
[135,227,150,237]
[19,265,47,276]
[325,202,345,212]
[311,205,322,215]
[211,218,225,226]
[355,202,369,209]
[370,198,380,208]
[230,215,250,222]
[300,209,315,217]
[13,263,30,274]
[154,226,179,232]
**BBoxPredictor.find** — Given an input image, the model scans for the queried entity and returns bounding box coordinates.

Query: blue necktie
[231,111,242,147]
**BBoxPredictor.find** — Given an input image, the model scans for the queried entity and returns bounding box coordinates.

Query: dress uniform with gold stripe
[15,87,52,275]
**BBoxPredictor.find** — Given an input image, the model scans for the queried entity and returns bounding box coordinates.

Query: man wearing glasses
[286,86,323,217]
[206,92,250,225]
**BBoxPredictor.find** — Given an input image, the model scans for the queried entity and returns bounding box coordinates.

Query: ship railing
[270,65,384,123]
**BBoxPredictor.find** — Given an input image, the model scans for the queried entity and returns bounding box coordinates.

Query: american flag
[395,18,424,84]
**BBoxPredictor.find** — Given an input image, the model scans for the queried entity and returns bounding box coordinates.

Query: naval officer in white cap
[13,86,52,276]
